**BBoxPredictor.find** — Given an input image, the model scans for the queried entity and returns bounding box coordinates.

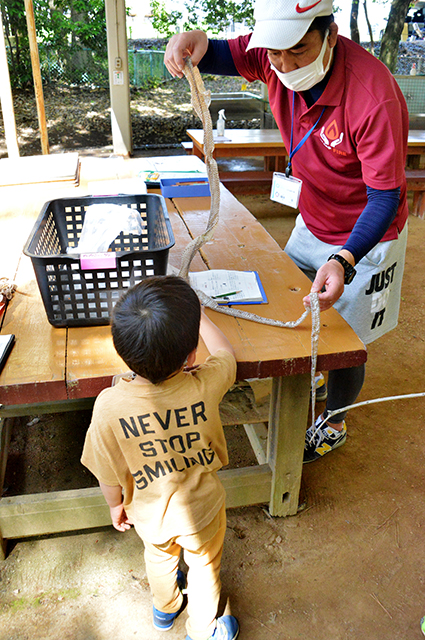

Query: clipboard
[217,271,267,305]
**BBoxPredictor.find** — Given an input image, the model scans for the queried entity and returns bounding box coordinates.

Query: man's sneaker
[313,373,328,402]
[303,415,347,463]
[152,569,187,631]
[185,615,239,640]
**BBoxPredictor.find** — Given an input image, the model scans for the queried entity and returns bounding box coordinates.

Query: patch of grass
[9,597,27,611]
[57,587,80,600]
[5,587,81,613]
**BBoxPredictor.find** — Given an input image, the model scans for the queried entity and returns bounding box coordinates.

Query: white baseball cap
[246,0,334,51]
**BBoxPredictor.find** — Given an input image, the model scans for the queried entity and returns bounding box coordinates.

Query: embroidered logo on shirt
[296,1,322,13]
[319,119,345,152]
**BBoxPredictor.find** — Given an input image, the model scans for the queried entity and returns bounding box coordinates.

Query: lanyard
[285,92,326,177]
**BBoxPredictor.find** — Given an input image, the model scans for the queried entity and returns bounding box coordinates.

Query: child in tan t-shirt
[81,275,239,640]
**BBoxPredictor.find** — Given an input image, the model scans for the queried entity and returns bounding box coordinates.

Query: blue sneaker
[153,606,179,631]
[185,615,239,640]
[152,569,187,631]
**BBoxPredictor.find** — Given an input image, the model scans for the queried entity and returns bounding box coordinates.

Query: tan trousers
[139,503,226,640]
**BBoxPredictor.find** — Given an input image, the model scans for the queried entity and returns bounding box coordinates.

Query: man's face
[267,26,336,74]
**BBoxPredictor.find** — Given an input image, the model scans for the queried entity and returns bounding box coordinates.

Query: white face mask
[270,30,333,92]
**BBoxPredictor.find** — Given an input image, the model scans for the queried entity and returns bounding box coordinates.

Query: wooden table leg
[264,156,275,171]
[191,144,204,160]
[267,373,310,516]
[0,416,14,560]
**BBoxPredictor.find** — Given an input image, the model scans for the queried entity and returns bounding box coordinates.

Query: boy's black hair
[111,275,201,385]
[308,14,335,39]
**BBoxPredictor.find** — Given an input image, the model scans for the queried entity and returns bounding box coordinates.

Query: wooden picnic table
[186,127,425,170]
[407,129,425,168]
[0,155,366,558]
[186,128,288,174]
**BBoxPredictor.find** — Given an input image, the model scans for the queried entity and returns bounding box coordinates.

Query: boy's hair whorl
[111,276,201,384]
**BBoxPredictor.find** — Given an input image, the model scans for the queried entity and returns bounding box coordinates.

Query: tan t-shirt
[81,350,236,543]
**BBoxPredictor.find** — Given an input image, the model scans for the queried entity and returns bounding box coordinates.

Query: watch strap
[327,254,357,284]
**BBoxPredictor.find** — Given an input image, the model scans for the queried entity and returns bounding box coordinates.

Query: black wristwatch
[327,254,357,284]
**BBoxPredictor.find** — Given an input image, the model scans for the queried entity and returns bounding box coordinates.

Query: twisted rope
[178,58,221,282]
[180,59,320,427]
[0,277,17,302]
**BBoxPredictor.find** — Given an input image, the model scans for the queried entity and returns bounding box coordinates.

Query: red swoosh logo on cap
[296,0,322,13]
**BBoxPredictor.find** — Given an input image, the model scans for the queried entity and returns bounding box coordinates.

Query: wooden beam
[0,397,96,419]
[219,464,271,508]
[0,10,19,158]
[0,487,111,539]
[104,0,132,156]
[0,466,272,541]
[24,0,49,154]
[243,423,268,465]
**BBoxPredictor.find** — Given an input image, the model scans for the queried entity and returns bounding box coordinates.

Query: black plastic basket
[23,193,175,327]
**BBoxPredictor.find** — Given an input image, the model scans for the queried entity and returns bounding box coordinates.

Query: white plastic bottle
[216,109,226,137]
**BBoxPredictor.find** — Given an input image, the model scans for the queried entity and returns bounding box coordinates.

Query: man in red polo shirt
[165,0,409,463]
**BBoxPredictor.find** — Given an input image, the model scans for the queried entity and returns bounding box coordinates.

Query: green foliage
[149,0,254,37]
[1,0,32,86]
[184,0,255,33]
[149,0,182,39]
[33,0,106,52]
[1,0,107,87]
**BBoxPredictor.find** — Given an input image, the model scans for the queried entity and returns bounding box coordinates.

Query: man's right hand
[164,30,209,78]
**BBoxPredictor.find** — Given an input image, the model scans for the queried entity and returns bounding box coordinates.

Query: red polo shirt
[228,34,409,245]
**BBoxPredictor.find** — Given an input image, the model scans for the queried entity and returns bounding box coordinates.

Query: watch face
[345,268,356,284]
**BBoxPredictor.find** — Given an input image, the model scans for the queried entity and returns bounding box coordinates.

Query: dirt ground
[1,185,425,639]
[0,77,262,158]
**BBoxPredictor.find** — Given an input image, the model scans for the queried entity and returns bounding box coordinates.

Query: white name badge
[270,172,303,209]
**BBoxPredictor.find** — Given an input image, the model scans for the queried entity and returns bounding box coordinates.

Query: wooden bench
[221,168,425,204]
[186,128,425,199]
[219,170,274,195]
[406,169,425,218]
[216,169,425,203]
[181,141,193,154]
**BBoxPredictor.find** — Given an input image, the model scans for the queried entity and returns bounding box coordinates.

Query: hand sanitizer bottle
[216,109,226,137]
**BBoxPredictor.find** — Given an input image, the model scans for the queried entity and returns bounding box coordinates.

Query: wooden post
[0,11,19,158]
[24,0,49,155]
[267,373,311,516]
[104,0,132,156]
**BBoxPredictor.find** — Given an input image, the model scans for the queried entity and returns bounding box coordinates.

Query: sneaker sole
[153,621,175,631]
[303,433,346,464]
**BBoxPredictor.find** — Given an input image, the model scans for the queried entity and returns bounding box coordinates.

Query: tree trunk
[350,0,360,44]
[379,0,411,72]
[363,0,374,54]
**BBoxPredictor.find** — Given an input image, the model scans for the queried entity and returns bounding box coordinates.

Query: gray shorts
[284,215,408,345]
